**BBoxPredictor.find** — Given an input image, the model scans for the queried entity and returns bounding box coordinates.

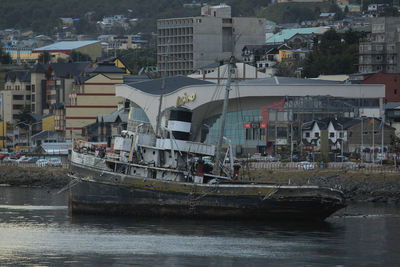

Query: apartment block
[359,17,400,73]
[1,70,32,123]
[66,62,127,139]
[157,4,267,76]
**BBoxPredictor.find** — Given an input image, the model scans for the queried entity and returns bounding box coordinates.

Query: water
[1,187,400,266]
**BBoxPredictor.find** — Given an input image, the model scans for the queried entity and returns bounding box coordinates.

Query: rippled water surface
[1,187,400,266]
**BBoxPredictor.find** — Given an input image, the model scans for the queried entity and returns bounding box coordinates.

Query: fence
[244,161,400,173]
[0,161,70,169]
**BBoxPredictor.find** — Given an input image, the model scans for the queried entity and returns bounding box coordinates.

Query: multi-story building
[157,4,267,76]
[1,70,31,123]
[30,63,48,115]
[359,17,400,73]
[66,62,128,139]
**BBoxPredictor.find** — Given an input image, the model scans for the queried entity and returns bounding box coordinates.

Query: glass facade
[201,109,264,145]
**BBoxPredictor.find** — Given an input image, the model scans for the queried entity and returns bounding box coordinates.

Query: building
[30,63,48,115]
[82,107,129,142]
[360,72,400,103]
[32,41,102,61]
[1,70,31,123]
[66,62,128,139]
[266,27,329,45]
[157,4,267,76]
[188,62,271,81]
[359,17,400,73]
[116,75,385,155]
[242,44,289,71]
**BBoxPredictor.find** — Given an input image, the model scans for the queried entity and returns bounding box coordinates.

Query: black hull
[69,163,346,221]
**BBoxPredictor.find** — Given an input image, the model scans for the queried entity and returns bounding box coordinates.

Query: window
[13,95,24,100]
[31,85,35,92]
[305,132,310,138]
[330,132,335,138]
[314,132,319,138]
[31,94,35,102]
[26,85,31,91]
[395,89,397,95]
[13,104,23,110]
[26,95,31,100]
[31,104,35,112]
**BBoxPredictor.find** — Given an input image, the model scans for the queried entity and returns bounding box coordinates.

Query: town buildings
[65,62,128,139]
[157,4,267,76]
[358,17,400,73]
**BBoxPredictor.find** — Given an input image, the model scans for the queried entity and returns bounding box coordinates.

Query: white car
[36,159,49,167]
[47,158,62,167]
[17,156,31,163]
[297,161,315,170]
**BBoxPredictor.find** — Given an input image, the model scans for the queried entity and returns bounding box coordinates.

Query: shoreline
[1,166,400,204]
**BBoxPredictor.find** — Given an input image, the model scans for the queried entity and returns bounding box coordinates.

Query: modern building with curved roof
[117,75,385,154]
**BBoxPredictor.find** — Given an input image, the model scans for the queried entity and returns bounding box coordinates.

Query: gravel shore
[0,166,70,188]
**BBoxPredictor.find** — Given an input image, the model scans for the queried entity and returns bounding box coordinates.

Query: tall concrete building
[359,17,400,73]
[157,4,267,76]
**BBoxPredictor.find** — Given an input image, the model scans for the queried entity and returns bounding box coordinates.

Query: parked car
[250,153,263,160]
[0,152,9,160]
[336,155,349,162]
[3,157,18,163]
[297,161,315,170]
[265,155,279,162]
[16,156,31,163]
[47,158,62,167]
[26,157,39,163]
[342,161,359,169]
[36,159,49,167]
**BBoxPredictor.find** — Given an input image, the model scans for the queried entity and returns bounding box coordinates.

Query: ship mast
[214,56,235,175]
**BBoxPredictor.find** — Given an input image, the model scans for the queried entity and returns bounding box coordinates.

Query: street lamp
[337,122,344,162]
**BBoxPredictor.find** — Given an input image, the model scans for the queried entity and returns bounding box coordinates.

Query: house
[266,27,329,45]
[188,62,271,81]
[242,44,290,69]
[82,107,129,142]
[301,117,395,155]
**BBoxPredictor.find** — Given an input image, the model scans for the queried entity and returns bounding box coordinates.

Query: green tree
[16,105,34,128]
[38,52,51,64]
[302,29,363,77]
[70,51,91,62]
[0,45,12,64]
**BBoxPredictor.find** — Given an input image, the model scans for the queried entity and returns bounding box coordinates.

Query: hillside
[0,0,268,34]
[259,2,343,24]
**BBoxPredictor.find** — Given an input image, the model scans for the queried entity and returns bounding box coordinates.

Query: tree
[70,51,91,62]
[38,52,51,64]
[16,105,34,128]
[302,29,363,77]
[0,45,11,64]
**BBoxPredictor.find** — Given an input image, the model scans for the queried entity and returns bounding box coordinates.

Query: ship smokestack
[168,107,192,141]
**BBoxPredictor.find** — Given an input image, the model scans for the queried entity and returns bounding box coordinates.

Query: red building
[361,72,400,103]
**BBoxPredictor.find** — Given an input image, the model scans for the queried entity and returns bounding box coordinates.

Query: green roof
[266,27,328,44]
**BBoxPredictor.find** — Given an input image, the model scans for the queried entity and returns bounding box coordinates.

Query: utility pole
[290,122,293,162]
[361,117,364,164]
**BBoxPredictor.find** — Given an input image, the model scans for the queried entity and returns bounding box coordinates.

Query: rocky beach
[1,166,400,203]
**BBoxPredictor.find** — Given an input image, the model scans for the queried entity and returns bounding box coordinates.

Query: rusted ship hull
[69,163,346,221]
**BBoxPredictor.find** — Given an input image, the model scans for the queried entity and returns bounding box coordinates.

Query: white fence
[243,161,400,173]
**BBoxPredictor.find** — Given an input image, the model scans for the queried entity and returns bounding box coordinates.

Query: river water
[0,187,400,266]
